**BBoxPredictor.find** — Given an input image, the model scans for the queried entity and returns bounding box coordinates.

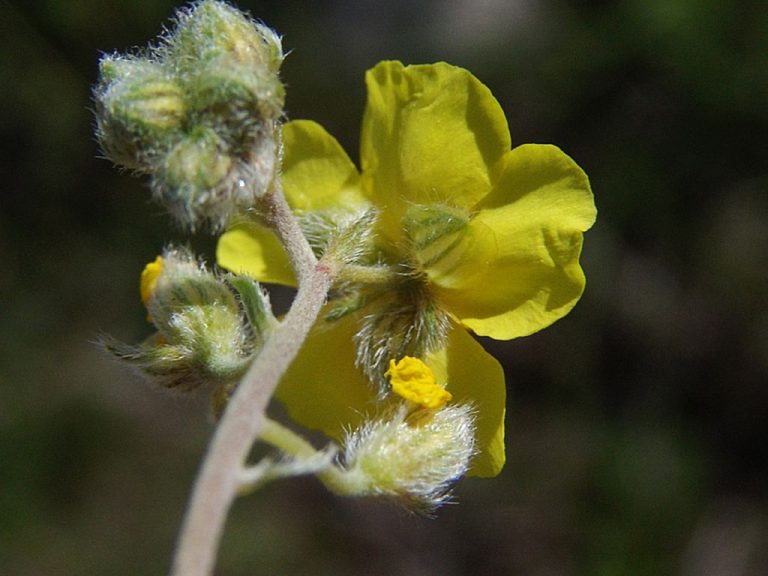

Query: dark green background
[2,0,767,574]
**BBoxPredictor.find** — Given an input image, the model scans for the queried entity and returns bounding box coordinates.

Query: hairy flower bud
[166,0,284,144]
[94,56,185,170]
[340,403,477,513]
[157,126,234,225]
[186,61,284,143]
[105,248,276,392]
[165,1,285,227]
[166,0,283,74]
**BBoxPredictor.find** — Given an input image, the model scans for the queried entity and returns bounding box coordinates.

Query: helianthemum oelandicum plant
[218,60,597,477]
[95,1,596,572]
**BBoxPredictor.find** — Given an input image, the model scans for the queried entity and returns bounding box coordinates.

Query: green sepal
[226,274,277,345]
[324,290,371,322]
[403,203,469,269]
[354,276,451,391]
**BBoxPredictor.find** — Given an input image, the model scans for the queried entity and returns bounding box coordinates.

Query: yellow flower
[218,61,596,477]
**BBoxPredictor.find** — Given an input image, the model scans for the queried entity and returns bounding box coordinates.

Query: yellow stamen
[385,356,452,410]
[140,255,164,306]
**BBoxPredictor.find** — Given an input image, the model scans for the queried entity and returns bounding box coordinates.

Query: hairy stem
[170,185,337,576]
[258,181,318,283]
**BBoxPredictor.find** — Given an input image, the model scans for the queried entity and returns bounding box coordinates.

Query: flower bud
[163,1,285,227]
[166,0,285,129]
[105,248,275,392]
[340,403,477,512]
[166,0,284,130]
[186,61,285,141]
[155,127,234,228]
[167,0,283,74]
[94,56,185,170]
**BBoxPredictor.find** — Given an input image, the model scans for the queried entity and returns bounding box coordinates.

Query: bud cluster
[94,0,285,229]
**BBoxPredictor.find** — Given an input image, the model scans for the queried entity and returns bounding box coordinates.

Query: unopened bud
[167,0,284,74]
[157,127,234,228]
[105,248,275,392]
[92,0,286,230]
[340,402,476,512]
[146,248,233,311]
[94,56,185,170]
[187,61,284,137]
[165,128,232,189]
[167,0,284,134]
[166,1,285,223]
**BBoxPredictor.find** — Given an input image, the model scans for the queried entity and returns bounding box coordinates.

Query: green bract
[217,61,596,477]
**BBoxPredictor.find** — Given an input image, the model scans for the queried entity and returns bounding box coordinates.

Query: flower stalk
[169,184,339,576]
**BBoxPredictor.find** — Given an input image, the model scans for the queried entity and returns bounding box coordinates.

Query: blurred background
[1,0,767,574]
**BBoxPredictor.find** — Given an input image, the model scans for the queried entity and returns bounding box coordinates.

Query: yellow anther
[140,255,164,306]
[385,356,452,410]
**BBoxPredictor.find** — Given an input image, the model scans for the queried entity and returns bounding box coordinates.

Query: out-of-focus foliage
[1,0,767,574]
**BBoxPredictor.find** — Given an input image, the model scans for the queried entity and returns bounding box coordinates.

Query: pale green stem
[237,447,335,495]
[258,418,321,459]
[169,183,339,576]
[255,418,368,496]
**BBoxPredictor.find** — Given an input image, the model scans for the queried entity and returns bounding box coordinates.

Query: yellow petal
[281,120,366,212]
[431,144,596,340]
[275,311,375,439]
[216,222,296,286]
[427,325,506,477]
[360,61,510,235]
[140,255,164,306]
